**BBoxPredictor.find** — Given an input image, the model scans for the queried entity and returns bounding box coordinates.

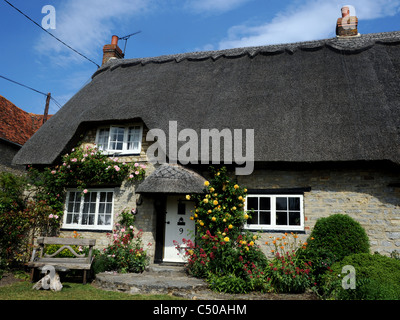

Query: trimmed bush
[323,253,400,300]
[306,214,370,261]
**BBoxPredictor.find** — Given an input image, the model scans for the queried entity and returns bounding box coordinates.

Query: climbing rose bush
[179,166,270,293]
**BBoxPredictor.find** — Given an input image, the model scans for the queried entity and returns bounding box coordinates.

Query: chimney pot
[336,5,359,37]
[111,35,119,45]
[102,35,124,65]
[341,6,350,17]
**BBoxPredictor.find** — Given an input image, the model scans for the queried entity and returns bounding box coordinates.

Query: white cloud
[217,0,400,49]
[185,0,252,13]
[34,0,151,65]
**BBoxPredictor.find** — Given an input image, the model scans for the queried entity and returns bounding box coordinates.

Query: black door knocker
[177,217,186,226]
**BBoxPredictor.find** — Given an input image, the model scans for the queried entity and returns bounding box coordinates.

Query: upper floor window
[96,125,142,155]
[244,194,304,231]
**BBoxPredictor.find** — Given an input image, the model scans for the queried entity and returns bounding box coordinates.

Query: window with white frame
[95,125,142,154]
[63,189,114,230]
[244,194,304,231]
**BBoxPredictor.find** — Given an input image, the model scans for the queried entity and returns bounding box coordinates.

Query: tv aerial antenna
[118,31,142,54]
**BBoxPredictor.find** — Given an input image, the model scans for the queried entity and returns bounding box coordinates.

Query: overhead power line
[3,0,100,68]
[0,74,62,109]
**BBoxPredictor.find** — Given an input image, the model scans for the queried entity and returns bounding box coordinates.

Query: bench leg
[30,268,35,283]
[83,270,87,285]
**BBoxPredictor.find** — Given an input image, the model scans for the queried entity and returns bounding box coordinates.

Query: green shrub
[306,214,370,261]
[321,253,400,300]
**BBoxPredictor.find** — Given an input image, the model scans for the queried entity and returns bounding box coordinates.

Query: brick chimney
[336,5,359,37]
[102,35,124,65]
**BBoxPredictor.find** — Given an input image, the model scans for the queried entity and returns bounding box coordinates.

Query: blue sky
[1,0,399,115]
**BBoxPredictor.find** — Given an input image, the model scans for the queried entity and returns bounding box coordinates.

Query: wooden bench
[28,237,96,284]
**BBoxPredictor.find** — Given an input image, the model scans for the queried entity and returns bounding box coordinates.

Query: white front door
[164,195,195,263]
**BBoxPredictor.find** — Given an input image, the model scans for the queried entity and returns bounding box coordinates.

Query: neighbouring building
[13,8,400,262]
[0,95,50,174]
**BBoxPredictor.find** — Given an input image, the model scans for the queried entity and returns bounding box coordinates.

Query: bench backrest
[37,237,96,246]
[35,237,96,260]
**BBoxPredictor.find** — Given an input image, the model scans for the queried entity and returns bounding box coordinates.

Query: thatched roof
[13,31,400,166]
[136,164,206,193]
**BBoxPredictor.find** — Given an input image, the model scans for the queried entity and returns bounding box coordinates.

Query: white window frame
[95,124,143,155]
[244,194,304,231]
[62,188,114,231]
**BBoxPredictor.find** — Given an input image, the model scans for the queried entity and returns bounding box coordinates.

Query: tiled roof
[0,95,51,146]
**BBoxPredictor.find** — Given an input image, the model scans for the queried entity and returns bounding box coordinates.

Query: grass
[0,273,183,300]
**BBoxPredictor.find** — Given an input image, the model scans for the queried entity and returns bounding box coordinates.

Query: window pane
[107,192,113,202]
[289,197,300,210]
[276,197,287,210]
[100,192,106,202]
[89,214,95,225]
[289,212,301,225]
[276,212,288,225]
[99,203,105,213]
[248,211,258,224]
[260,197,270,210]
[97,128,109,151]
[66,213,72,224]
[82,214,88,225]
[109,127,124,150]
[106,203,112,213]
[105,214,111,225]
[247,197,258,210]
[127,126,141,151]
[260,211,271,224]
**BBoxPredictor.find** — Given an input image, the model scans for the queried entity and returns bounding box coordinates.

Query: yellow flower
[199,221,204,226]
[210,187,215,192]
[188,249,194,255]
[234,184,239,189]
[238,196,243,201]
[223,219,226,222]
[253,235,257,240]
[244,214,249,219]
[207,209,212,214]
[232,206,236,211]
[249,241,254,246]
[194,213,198,218]
[211,217,216,222]
[190,216,194,220]
[244,188,247,193]
[213,200,218,205]
[204,181,210,187]
[245,246,249,251]
[228,224,233,229]
[224,237,230,242]
[203,198,209,204]
[186,195,191,200]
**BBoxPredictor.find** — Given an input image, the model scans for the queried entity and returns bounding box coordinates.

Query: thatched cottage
[13,16,400,262]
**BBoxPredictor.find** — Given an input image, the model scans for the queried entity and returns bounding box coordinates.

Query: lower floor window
[63,189,114,230]
[244,194,304,231]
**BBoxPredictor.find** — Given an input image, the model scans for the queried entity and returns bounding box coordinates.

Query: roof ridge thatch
[93,31,400,79]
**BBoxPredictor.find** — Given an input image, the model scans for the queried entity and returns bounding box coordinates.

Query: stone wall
[237,164,400,256]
